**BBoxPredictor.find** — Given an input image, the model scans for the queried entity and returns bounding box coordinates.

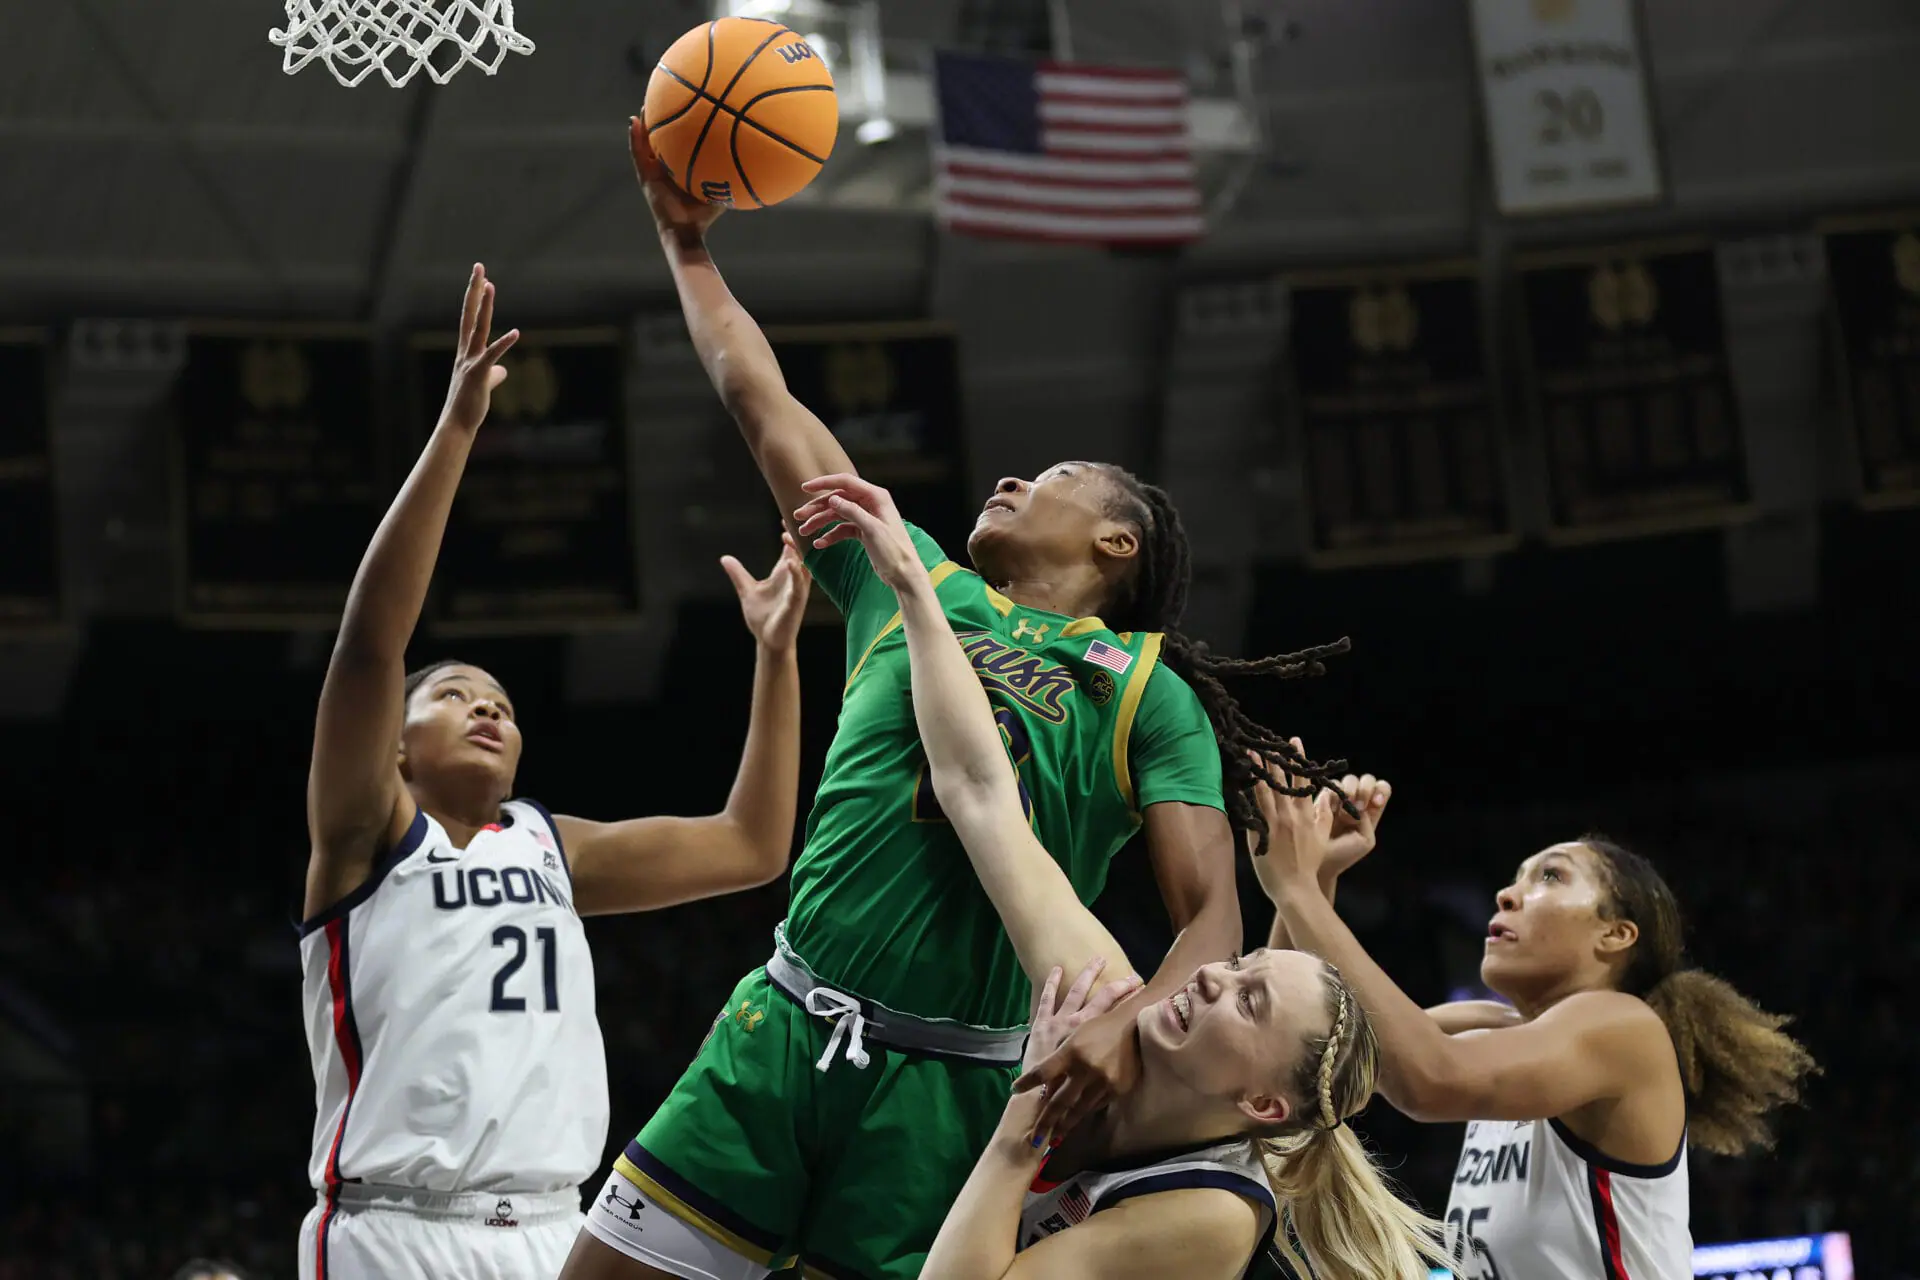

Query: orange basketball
[644,18,838,210]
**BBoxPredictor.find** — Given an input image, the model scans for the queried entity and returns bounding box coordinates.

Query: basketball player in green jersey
[560,119,1354,1280]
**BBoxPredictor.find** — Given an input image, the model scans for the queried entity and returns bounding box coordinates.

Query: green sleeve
[1129,663,1226,811]
[804,521,948,664]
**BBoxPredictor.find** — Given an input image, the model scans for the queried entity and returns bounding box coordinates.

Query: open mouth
[1169,989,1192,1031]
[1486,923,1518,943]
[467,723,503,750]
[982,496,1016,515]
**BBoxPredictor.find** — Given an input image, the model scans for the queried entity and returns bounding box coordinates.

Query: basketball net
[269,0,534,88]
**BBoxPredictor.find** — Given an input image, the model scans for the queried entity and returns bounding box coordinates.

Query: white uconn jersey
[1020,1138,1275,1269]
[1445,1118,1690,1280]
[299,799,607,1197]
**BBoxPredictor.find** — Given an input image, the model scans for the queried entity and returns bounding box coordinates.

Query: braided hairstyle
[1257,965,1451,1279]
[1095,465,1355,852]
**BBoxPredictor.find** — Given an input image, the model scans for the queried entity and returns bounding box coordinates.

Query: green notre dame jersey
[790,523,1224,1030]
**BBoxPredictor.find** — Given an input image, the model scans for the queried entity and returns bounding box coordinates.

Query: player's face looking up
[1480,841,1639,1001]
[965,461,1142,594]
[1133,947,1335,1130]
[398,664,522,801]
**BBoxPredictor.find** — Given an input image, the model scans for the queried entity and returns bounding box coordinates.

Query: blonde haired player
[299,266,810,1280]
[780,475,1451,1280]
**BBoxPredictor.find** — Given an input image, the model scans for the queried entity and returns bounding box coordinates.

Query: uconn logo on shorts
[431,866,570,911]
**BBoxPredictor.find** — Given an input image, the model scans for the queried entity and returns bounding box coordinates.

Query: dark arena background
[2,1,1916,1277]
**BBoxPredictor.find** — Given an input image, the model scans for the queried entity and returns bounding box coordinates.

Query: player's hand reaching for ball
[723,533,811,653]
[630,116,723,243]
[441,264,520,434]
[793,474,924,593]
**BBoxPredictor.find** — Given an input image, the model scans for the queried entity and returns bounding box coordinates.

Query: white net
[269,0,534,88]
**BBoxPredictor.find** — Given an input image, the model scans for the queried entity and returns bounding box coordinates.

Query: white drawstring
[805,987,872,1071]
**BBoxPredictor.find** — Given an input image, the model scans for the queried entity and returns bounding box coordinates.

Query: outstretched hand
[441,264,520,433]
[630,116,724,242]
[721,534,812,652]
[792,474,924,592]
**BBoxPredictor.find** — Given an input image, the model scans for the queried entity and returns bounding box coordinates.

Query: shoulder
[1538,990,1671,1060]
[1130,644,1201,715]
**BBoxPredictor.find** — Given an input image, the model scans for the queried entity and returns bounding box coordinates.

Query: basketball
[644,18,838,210]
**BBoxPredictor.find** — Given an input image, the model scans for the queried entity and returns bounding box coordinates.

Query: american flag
[931,49,1204,246]
[1084,640,1134,675]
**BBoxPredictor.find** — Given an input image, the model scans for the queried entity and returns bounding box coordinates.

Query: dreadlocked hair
[1254,964,1451,1280]
[1096,465,1355,853]
[1582,835,1819,1156]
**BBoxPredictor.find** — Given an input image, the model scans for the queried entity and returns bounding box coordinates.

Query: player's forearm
[659,228,788,426]
[923,1095,1046,1280]
[1138,883,1241,1004]
[1265,872,1337,950]
[1274,877,1459,1110]
[898,578,1014,793]
[334,419,474,665]
[718,639,802,873]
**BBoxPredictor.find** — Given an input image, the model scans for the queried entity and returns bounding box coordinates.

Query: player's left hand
[1013,966,1145,1147]
[723,533,811,652]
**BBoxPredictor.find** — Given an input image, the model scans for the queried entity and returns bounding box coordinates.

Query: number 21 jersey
[299,800,607,1196]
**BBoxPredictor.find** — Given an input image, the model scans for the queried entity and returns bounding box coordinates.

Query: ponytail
[1256,974,1450,1280]
[1261,1126,1451,1280]
[1581,836,1818,1157]
[1642,968,1817,1157]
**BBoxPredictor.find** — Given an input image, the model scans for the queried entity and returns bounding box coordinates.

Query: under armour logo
[604,1184,649,1223]
[1012,619,1050,643]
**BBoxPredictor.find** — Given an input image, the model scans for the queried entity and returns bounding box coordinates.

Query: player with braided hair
[792,474,1446,1278]
[568,123,1359,1280]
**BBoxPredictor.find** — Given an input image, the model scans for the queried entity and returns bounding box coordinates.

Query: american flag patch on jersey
[1084,640,1133,675]
[1059,1184,1092,1225]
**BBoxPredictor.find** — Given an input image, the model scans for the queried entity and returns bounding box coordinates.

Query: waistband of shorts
[767,923,1029,1065]
[318,1183,580,1226]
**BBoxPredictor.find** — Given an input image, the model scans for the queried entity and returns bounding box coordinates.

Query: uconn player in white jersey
[1252,782,1817,1280]
[640,476,1445,1280]
[300,265,809,1280]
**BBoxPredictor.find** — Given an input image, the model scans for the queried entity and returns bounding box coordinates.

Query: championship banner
[767,321,970,553]
[0,331,58,627]
[1468,0,1664,217]
[414,330,638,631]
[1288,266,1513,566]
[174,327,380,625]
[1518,242,1748,537]
[1822,211,1920,506]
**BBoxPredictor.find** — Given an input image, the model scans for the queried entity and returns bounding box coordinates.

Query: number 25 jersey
[1446,1117,1690,1280]
[298,800,608,1196]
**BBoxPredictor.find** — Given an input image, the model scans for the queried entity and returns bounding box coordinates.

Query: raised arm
[305,266,518,919]
[1253,771,1671,1124]
[793,475,1134,984]
[558,538,809,916]
[630,118,853,540]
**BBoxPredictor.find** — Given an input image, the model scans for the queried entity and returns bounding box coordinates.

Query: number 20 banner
[1469,0,1665,216]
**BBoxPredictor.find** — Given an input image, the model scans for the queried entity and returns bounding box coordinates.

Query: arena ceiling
[1,0,1917,324]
